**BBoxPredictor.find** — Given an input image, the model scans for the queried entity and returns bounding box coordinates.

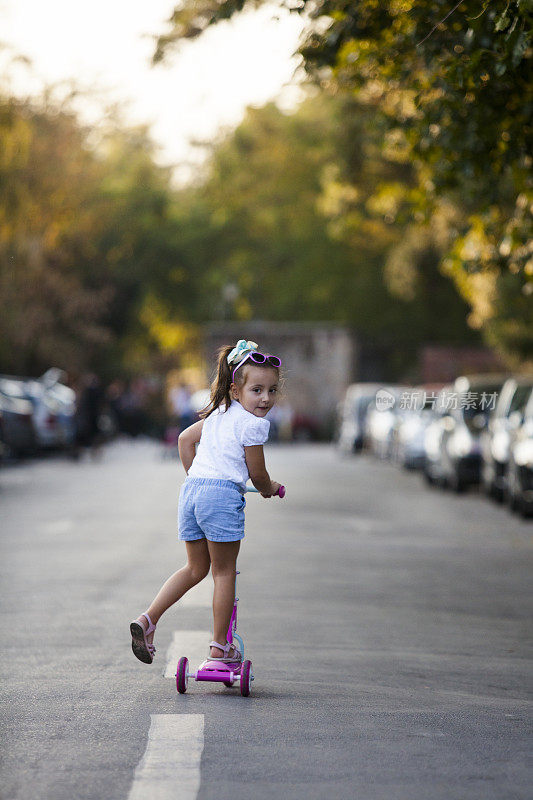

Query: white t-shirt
[187,400,270,490]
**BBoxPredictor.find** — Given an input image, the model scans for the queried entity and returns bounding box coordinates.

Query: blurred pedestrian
[106,379,126,434]
[266,399,294,442]
[119,382,146,437]
[170,381,196,434]
[75,373,104,460]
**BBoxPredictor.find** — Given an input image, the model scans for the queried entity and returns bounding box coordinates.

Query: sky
[1,0,306,177]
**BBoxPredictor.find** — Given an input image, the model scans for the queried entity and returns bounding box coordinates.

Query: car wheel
[518,496,533,519]
[450,472,466,493]
[493,485,505,504]
[423,470,435,485]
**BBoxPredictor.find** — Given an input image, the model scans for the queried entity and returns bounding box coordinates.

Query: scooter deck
[193,659,243,683]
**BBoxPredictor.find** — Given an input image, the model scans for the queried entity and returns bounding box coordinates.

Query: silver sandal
[207,639,242,663]
[130,612,157,664]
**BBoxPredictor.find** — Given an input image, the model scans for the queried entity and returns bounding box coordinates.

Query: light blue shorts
[178,477,246,542]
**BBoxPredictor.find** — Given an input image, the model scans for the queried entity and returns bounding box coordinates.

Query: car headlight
[424,426,441,458]
[448,428,474,458]
[514,440,533,467]
[491,431,510,463]
[400,419,421,442]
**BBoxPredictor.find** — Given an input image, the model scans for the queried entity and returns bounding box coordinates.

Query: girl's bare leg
[134,540,211,643]
[207,540,241,658]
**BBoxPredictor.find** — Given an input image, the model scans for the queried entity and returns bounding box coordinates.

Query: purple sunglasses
[232,351,281,382]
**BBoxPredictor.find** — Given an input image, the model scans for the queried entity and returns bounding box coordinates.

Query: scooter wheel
[223,681,234,688]
[177,657,189,693]
[240,660,252,697]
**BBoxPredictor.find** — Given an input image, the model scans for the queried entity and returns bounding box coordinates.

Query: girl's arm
[178,420,204,474]
[244,445,280,497]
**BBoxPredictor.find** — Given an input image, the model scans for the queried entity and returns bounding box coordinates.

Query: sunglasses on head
[232,350,281,382]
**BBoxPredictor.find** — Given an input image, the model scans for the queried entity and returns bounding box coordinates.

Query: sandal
[130,612,157,664]
[207,640,242,663]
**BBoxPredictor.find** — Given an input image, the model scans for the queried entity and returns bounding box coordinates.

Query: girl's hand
[261,480,281,498]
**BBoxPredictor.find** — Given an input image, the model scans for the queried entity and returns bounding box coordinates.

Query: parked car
[422,387,453,486]
[336,383,382,454]
[0,369,77,453]
[423,375,506,492]
[0,379,36,457]
[292,412,321,442]
[481,377,533,502]
[25,369,77,450]
[506,386,533,518]
[392,391,436,470]
[365,386,410,459]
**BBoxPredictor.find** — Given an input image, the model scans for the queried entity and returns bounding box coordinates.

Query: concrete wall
[205,322,357,435]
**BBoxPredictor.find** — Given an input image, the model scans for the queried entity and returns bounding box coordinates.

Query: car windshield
[0,379,26,398]
[454,387,500,433]
[462,399,487,419]
[523,389,533,421]
[510,384,533,414]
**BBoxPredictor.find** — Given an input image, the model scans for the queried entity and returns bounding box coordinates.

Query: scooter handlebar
[246,484,285,498]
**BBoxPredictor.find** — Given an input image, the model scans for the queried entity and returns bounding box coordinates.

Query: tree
[0,93,112,375]
[154,0,533,366]
[169,94,478,377]
[0,90,201,378]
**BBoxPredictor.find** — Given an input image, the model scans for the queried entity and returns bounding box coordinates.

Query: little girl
[130,339,282,665]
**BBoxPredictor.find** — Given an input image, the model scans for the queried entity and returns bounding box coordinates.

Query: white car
[1,369,77,451]
[365,386,411,460]
[394,404,434,469]
[336,383,382,455]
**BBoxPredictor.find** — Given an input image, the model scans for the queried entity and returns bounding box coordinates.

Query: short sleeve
[241,416,270,447]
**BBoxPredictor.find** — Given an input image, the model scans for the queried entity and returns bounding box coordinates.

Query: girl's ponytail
[198,345,234,419]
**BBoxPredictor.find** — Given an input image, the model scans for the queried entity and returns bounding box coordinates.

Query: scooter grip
[247,484,286,498]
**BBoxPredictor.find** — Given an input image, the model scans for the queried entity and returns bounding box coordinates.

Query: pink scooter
[176,483,285,697]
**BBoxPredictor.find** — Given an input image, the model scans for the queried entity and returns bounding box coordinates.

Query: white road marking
[164,631,211,678]
[179,579,212,607]
[42,519,74,535]
[127,714,204,800]
[130,591,213,799]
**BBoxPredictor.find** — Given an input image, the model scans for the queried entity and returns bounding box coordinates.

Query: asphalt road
[0,439,531,800]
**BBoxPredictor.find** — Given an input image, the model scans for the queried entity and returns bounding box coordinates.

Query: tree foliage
[0,91,199,378]
[0,94,112,374]
[172,94,478,377]
[154,0,533,366]
[0,85,478,381]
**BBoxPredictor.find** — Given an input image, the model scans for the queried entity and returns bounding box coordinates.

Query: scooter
[176,483,285,697]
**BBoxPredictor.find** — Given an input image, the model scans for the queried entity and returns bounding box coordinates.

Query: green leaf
[512,30,530,66]
[494,3,511,32]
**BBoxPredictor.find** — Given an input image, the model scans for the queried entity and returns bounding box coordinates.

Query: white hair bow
[227,339,259,366]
